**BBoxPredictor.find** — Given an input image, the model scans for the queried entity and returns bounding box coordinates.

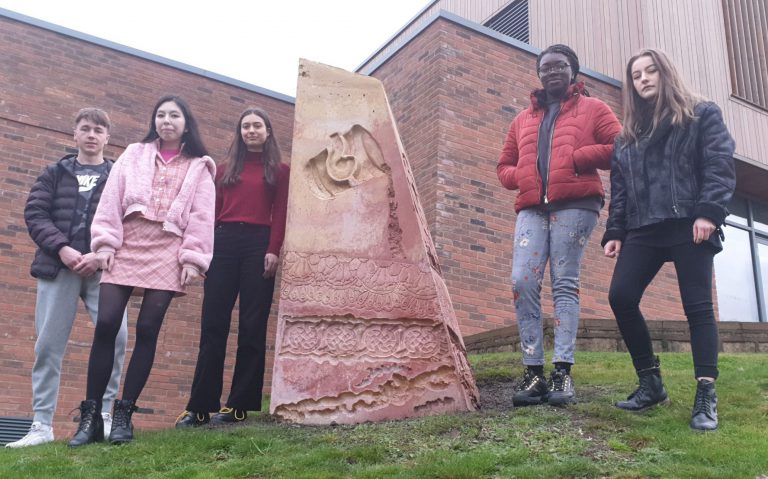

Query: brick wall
[0,14,294,433]
[1,13,706,435]
[371,18,693,338]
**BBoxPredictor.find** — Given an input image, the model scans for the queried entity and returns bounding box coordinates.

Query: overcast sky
[0,0,430,97]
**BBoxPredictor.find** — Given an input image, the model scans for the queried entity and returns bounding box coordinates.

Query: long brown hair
[620,48,703,145]
[219,107,282,186]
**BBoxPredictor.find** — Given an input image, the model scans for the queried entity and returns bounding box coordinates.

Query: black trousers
[186,223,276,412]
[608,241,719,379]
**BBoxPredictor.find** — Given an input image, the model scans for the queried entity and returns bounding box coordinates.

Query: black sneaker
[209,407,247,426]
[175,410,210,428]
[690,379,718,431]
[547,368,575,406]
[513,368,549,406]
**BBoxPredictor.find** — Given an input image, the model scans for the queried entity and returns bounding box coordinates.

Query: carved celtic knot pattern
[279,317,448,360]
[285,323,320,351]
[324,325,359,353]
[402,328,440,356]
[280,252,438,318]
[361,326,399,354]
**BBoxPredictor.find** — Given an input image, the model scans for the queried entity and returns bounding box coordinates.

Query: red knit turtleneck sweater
[215,151,290,256]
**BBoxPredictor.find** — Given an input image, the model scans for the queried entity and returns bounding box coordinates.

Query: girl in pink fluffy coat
[69,96,216,447]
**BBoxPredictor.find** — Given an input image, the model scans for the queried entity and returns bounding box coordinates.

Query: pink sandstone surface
[269,59,479,424]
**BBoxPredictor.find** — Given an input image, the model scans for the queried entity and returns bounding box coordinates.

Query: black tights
[86,283,174,404]
[608,242,719,379]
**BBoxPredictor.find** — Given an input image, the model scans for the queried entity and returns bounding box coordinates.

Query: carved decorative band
[280,317,447,360]
[280,252,437,316]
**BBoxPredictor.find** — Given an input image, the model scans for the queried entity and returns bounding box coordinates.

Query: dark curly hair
[536,44,580,83]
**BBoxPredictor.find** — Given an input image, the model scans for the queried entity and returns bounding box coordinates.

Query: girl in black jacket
[602,49,736,431]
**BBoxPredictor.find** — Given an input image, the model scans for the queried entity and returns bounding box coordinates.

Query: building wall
[0,6,744,435]
[529,0,768,171]
[361,0,768,171]
[0,13,295,433]
[370,17,693,337]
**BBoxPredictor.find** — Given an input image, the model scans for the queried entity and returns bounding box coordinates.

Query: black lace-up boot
[68,400,104,447]
[109,399,138,444]
[690,379,718,431]
[512,368,549,406]
[548,367,576,406]
[616,357,670,411]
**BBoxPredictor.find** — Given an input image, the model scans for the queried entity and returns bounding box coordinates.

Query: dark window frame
[722,194,768,322]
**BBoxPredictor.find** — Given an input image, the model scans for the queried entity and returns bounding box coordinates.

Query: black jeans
[608,241,719,379]
[186,223,276,412]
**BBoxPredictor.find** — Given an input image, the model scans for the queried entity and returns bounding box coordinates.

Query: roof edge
[0,7,295,105]
[357,10,622,89]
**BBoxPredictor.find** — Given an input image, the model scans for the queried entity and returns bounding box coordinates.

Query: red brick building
[0,9,294,434]
[1,3,765,436]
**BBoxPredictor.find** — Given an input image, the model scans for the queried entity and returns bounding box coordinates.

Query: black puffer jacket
[602,102,736,245]
[24,155,113,279]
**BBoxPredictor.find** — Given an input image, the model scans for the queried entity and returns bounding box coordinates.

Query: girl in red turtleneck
[177,107,289,427]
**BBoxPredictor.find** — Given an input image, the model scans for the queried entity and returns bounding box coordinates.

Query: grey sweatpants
[32,269,128,425]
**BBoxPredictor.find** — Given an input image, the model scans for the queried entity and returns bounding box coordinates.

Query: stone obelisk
[270,59,479,424]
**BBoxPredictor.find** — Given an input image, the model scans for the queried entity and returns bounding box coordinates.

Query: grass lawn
[2,351,767,478]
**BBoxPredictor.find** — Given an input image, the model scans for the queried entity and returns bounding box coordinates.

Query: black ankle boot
[109,399,138,444]
[616,358,670,412]
[690,379,718,431]
[68,400,104,447]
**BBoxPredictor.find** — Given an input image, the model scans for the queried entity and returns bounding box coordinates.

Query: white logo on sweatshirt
[77,174,100,192]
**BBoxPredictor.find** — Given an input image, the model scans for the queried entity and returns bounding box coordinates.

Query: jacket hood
[530,81,586,111]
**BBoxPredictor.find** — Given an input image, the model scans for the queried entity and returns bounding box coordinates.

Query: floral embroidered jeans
[511,207,598,365]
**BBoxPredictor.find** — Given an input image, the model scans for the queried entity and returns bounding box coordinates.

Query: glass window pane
[714,227,759,322]
[725,195,748,227]
[757,242,768,321]
[752,199,768,234]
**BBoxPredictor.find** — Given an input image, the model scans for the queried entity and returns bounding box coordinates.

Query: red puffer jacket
[497,82,621,212]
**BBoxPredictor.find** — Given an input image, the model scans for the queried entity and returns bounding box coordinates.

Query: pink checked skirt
[101,215,185,294]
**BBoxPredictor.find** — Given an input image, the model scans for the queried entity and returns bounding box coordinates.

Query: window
[485,0,529,44]
[722,0,768,110]
[714,195,768,322]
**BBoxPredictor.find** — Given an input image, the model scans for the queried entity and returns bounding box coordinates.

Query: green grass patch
[2,352,767,478]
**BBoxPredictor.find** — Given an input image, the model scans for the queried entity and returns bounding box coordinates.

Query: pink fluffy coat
[91,142,216,273]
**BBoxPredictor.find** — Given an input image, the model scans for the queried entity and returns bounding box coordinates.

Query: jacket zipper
[537,103,562,205]
[669,130,680,217]
[85,170,110,249]
[627,145,641,215]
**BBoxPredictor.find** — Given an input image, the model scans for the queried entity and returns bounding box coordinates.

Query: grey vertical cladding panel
[723,0,768,110]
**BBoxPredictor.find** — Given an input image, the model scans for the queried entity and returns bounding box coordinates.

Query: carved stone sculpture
[270,59,479,424]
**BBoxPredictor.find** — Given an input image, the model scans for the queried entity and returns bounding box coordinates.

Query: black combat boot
[616,358,670,411]
[690,379,718,431]
[68,400,104,447]
[109,399,137,444]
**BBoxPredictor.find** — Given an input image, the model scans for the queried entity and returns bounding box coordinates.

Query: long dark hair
[219,107,282,186]
[141,95,209,158]
[620,48,703,145]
